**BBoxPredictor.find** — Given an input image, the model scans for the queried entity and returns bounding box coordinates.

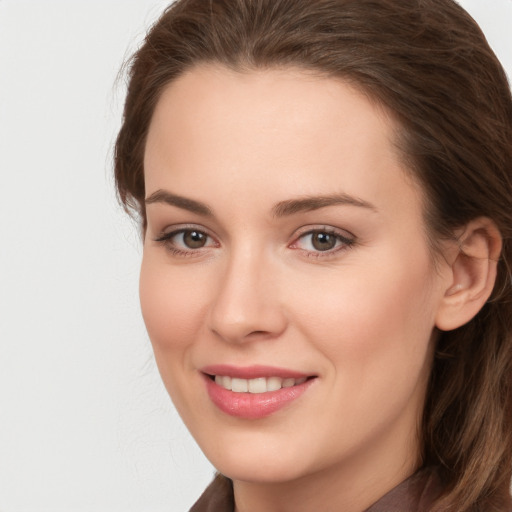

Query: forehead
[146,65,395,156]
[144,64,423,223]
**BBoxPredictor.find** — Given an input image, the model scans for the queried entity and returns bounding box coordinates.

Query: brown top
[189,467,442,512]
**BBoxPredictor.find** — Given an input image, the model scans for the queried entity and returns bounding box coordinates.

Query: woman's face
[141,65,451,484]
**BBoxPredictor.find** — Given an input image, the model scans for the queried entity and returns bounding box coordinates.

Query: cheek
[288,258,438,451]
[139,254,208,354]
[290,253,438,375]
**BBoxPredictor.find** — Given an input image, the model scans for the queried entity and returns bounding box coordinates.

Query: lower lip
[203,375,314,419]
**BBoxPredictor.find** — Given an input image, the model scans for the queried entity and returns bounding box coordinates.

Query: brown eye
[311,232,337,251]
[292,228,355,256]
[182,230,207,248]
[154,227,216,255]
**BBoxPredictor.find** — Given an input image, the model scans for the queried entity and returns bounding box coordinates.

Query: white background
[0,1,511,511]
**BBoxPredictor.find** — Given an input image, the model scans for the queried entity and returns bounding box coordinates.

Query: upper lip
[200,364,313,379]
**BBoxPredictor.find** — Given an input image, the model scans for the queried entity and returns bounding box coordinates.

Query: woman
[114,0,512,510]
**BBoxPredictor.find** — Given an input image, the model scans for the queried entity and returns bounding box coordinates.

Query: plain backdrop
[0,1,511,511]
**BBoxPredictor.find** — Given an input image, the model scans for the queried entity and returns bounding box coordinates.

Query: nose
[207,248,287,344]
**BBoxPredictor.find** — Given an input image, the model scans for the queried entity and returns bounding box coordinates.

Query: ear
[435,217,502,332]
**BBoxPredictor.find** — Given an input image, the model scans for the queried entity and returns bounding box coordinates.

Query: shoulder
[189,474,234,512]
[365,467,443,512]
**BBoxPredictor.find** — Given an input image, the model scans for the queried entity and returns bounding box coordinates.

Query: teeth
[248,377,267,393]
[215,375,232,390]
[231,378,248,392]
[266,376,282,392]
[282,378,295,388]
[214,375,308,393]
[222,376,232,390]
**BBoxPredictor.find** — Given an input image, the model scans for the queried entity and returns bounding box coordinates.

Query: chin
[215,457,310,485]
[196,431,318,484]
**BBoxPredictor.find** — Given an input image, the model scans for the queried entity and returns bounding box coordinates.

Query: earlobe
[435,218,502,332]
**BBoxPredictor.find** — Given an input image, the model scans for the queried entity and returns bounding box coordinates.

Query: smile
[201,366,316,419]
[213,375,308,393]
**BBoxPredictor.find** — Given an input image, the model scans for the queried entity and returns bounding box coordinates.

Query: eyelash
[154,226,218,257]
[153,226,356,259]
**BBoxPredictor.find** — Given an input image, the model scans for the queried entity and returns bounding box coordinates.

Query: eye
[307,232,338,251]
[179,230,208,249]
[154,227,217,255]
[291,228,355,255]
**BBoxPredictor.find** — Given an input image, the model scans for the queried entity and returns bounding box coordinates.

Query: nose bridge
[208,242,285,343]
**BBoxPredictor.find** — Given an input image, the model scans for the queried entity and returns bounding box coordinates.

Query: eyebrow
[272,193,377,217]
[145,189,213,217]
[144,189,377,218]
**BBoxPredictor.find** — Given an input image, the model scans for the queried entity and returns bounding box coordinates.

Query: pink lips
[201,365,315,419]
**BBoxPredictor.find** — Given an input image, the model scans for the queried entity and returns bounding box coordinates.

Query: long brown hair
[114,1,512,509]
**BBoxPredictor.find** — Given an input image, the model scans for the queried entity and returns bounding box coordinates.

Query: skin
[140,65,457,512]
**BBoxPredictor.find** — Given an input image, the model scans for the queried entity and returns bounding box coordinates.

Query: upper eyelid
[291,225,355,240]
[153,224,214,239]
